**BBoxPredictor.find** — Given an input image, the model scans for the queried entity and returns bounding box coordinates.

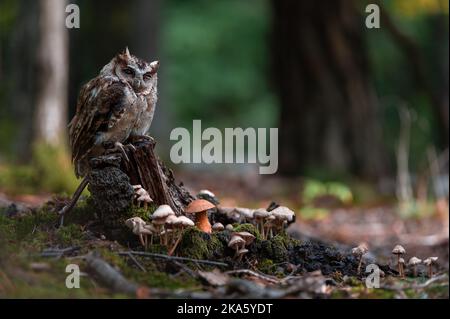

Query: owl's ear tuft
[124,47,131,58]
[150,60,159,73]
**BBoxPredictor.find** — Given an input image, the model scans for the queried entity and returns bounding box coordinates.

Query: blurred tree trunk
[271,0,387,179]
[5,0,39,160]
[34,0,68,147]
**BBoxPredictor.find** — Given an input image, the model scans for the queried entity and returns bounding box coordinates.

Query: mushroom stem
[260,220,265,239]
[195,211,212,233]
[413,266,417,277]
[357,256,363,274]
[397,255,401,275]
[139,233,145,248]
[428,265,433,278]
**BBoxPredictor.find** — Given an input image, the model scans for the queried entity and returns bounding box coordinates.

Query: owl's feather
[69,76,136,177]
[68,49,158,178]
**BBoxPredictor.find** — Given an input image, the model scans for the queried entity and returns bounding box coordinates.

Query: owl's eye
[123,68,134,76]
[143,72,152,80]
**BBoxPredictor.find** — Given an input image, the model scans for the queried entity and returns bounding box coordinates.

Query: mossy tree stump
[88,138,194,229]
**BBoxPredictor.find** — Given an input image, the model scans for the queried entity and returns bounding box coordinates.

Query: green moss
[176,227,224,261]
[233,223,262,240]
[55,224,84,246]
[257,258,276,274]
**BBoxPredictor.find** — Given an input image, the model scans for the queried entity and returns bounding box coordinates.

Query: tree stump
[88,138,194,228]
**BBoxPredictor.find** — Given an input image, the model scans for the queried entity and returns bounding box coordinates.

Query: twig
[380,274,448,291]
[125,252,146,272]
[118,251,229,267]
[86,252,142,296]
[172,260,199,279]
[225,269,280,284]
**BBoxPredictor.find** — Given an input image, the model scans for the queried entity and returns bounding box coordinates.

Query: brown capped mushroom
[228,235,245,257]
[392,245,406,276]
[185,199,215,233]
[232,231,255,247]
[423,257,438,278]
[408,257,422,277]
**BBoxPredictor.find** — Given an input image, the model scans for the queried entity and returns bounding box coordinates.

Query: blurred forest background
[0,0,448,211]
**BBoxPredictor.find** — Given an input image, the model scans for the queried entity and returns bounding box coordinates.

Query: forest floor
[0,173,448,299]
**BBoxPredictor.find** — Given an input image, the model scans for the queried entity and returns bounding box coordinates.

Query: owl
[69,47,159,178]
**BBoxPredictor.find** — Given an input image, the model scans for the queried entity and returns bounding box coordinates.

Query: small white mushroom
[212,222,225,232]
[232,231,255,247]
[234,207,254,223]
[225,224,234,231]
[392,245,406,276]
[408,257,422,277]
[351,243,368,274]
[263,215,276,239]
[398,258,406,278]
[236,248,249,262]
[132,185,153,209]
[253,209,271,238]
[271,206,295,234]
[151,205,175,244]
[423,257,438,278]
[228,235,245,257]
[168,216,195,255]
[125,217,153,249]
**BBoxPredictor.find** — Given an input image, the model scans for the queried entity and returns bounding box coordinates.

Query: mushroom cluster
[228,231,255,262]
[391,244,439,278]
[125,204,195,254]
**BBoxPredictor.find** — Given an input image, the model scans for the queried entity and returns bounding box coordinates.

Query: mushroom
[423,257,438,278]
[228,235,245,257]
[236,248,249,262]
[169,216,195,255]
[212,222,225,232]
[253,209,271,238]
[232,231,255,247]
[225,224,234,231]
[408,257,422,277]
[392,245,406,275]
[263,215,276,239]
[132,185,153,209]
[151,205,175,243]
[125,217,153,249]
[196,189,220,205]
[398,258,406,278]
[234,207,254,223]
[271,206,295,234]
[164,214,179,246]
[185,199,215,233]
[351,244,368,274]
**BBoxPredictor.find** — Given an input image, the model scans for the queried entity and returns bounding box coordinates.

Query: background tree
[270,0,387,180]
[34,0,69,147]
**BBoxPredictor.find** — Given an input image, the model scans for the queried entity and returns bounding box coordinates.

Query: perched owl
[69,47,159,178]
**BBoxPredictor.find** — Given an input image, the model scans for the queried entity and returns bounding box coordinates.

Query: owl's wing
[68,76,134,175]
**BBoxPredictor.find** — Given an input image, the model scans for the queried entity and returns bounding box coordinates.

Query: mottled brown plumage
[68,48,159,177]
[58,49,159,226]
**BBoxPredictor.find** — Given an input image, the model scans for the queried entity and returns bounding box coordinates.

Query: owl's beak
[150,60,159,72]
